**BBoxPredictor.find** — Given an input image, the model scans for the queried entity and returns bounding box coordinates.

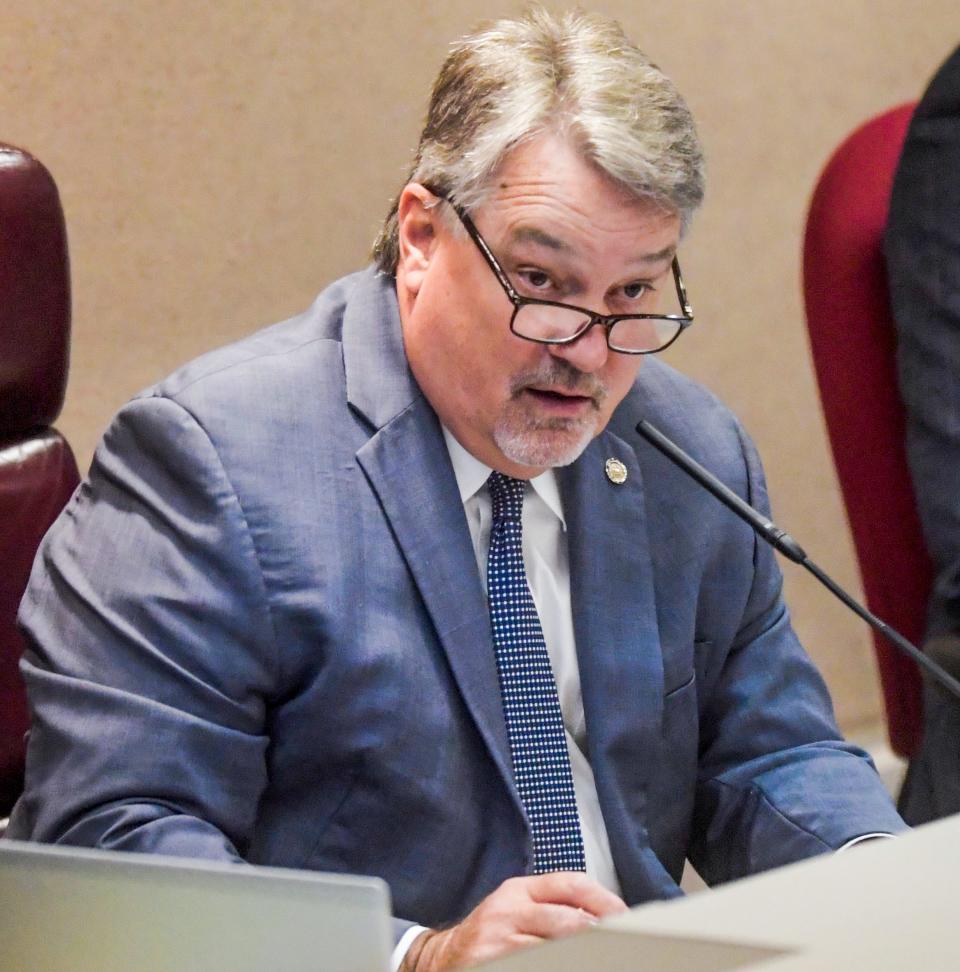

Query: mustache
[509,360,608,405]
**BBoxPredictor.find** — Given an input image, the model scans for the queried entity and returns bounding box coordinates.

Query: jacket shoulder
[145,270,372,406]
[612,357,749,473]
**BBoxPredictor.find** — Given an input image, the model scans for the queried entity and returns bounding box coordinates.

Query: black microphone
[636,418,960,703]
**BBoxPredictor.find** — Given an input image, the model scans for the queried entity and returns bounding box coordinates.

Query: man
[10,9,904,971]
[885,45,960,824]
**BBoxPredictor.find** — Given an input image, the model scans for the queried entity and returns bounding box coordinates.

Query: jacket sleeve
[687,421,908,885]
[9,394,277,860]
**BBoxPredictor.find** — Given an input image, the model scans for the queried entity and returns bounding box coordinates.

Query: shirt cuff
[836,832,895,852]
[391,925,430,972]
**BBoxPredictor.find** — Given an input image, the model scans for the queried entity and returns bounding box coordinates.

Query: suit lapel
[343,271,519,810]
[559,428,664,830]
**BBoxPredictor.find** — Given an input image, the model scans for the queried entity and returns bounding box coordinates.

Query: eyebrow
[507,226,676,267]
[509,226,571,252]
[635,245,677,266]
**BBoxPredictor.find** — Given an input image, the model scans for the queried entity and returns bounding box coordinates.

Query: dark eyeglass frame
[429,189,695,355]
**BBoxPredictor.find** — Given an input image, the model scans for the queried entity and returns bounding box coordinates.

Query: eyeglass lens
[512,303,683,353]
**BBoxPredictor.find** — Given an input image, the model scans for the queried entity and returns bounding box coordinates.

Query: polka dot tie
[486,471,586,874]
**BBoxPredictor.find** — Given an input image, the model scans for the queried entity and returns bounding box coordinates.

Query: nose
[547,320,610,373]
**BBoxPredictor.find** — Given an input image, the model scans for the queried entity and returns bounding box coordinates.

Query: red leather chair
[0,143,79,815]
[802,104,926,759]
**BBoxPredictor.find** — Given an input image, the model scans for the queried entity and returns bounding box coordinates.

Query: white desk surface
[480,815,960,970]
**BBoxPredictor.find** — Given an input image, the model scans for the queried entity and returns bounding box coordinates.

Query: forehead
[474,131,681,260]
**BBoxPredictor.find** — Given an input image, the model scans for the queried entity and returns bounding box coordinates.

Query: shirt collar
[441,426,567,530]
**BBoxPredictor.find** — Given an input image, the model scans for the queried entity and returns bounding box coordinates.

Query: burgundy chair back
[802,104,926,758]
[0,143,79,814]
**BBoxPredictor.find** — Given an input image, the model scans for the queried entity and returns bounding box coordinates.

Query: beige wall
[3,1,958,731]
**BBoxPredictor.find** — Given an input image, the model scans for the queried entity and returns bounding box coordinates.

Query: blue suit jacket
[10,268,905,932]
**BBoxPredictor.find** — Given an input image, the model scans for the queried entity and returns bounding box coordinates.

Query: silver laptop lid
[0,839,392,972]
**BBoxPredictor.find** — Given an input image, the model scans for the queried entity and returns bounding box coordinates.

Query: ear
[396,184,443,300]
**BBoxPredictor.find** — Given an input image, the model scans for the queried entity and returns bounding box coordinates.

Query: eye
[516,268,555,293]
[622,281,652,300]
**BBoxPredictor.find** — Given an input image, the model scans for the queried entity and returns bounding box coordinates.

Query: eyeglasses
[432,191,695,355]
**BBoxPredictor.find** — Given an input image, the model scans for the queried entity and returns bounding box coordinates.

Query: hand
[402,872,627,971]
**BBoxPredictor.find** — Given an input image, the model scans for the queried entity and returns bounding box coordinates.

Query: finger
[514,901,601,940]
[525,872,628,917]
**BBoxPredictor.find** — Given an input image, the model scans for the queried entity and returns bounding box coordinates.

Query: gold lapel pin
[605,458,628,485]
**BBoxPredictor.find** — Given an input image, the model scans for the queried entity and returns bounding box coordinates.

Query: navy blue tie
[486,471,586,874]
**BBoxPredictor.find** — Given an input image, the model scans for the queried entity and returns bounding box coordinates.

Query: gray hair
[372,7,705,272]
